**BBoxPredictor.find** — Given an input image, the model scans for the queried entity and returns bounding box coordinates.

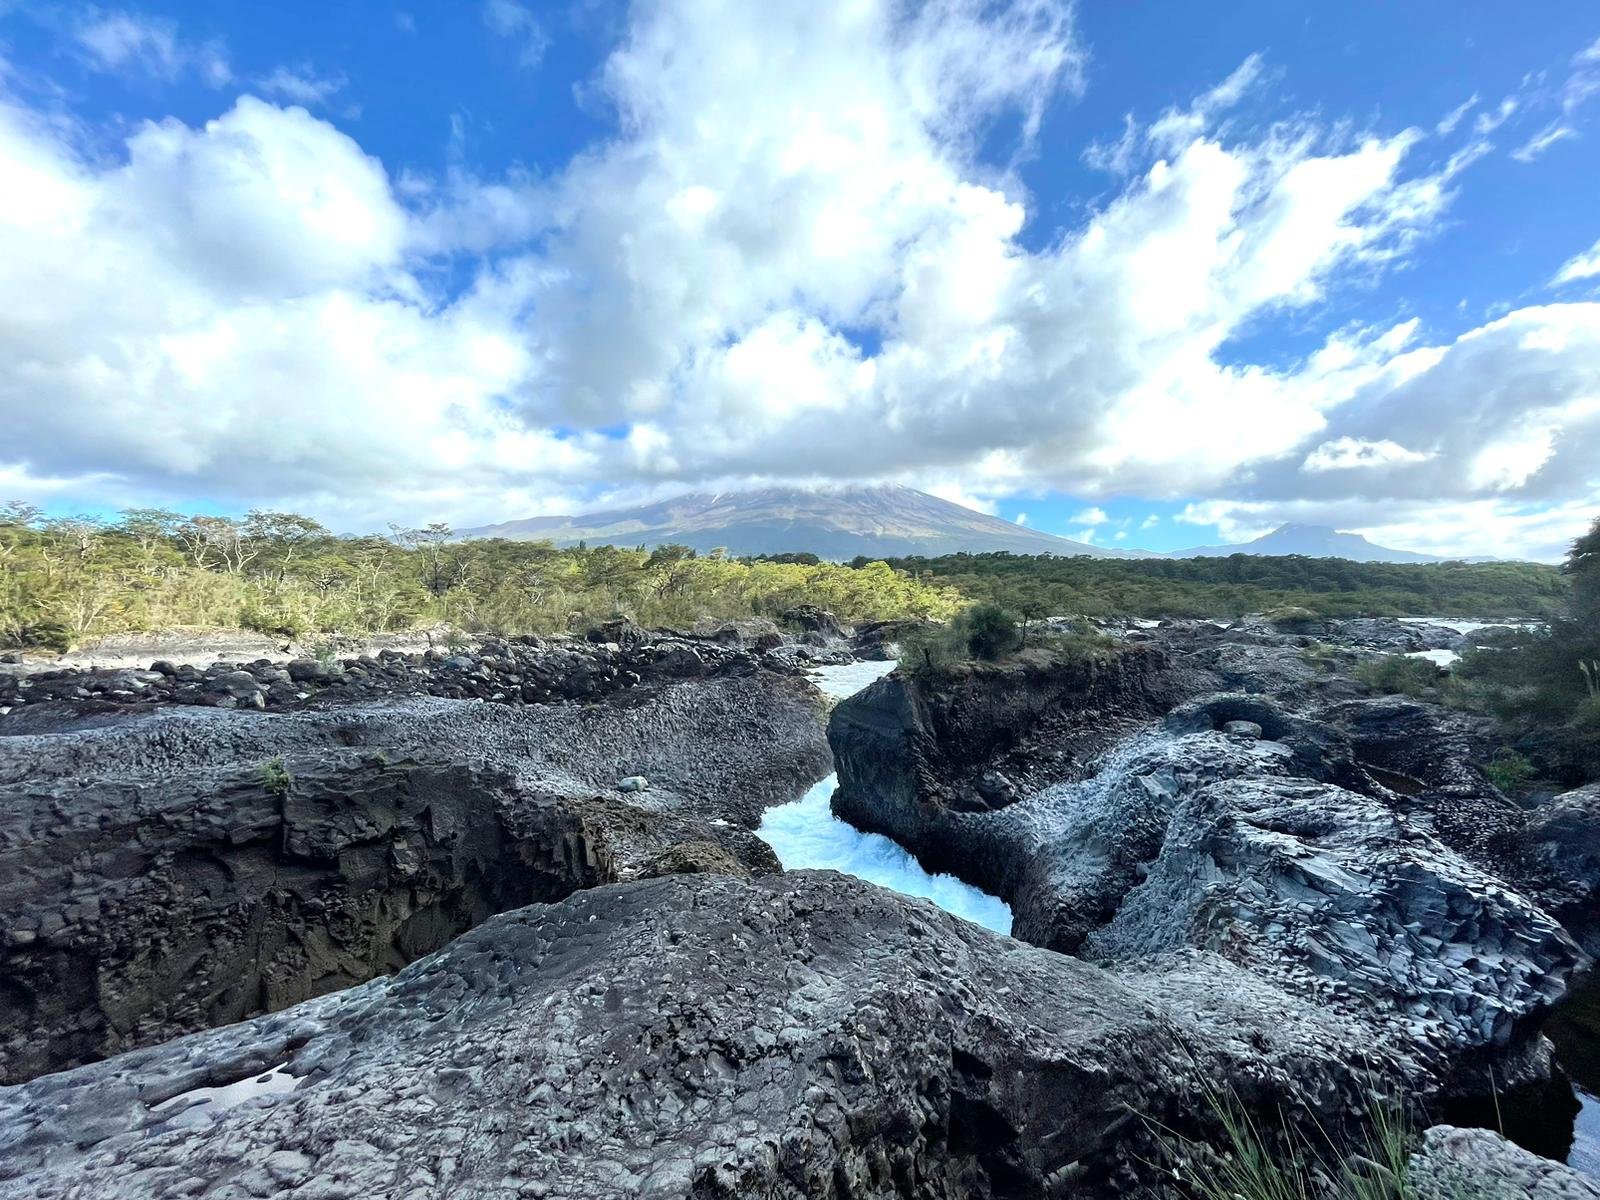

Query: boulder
[1525,782,1600,952]
[1409,1125,1600,1199]
[0,873,1428,1199]
[202,669,266,708]
[780,604,847,640]
[851,617,935,660]
[585,617,648,648]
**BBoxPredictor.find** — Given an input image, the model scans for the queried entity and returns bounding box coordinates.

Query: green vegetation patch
[1356,654,1444,699]
[0,503,964,651]
[865,550,1567,621]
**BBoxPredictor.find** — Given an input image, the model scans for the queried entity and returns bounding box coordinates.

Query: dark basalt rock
[851,617,935,660]
[0,872,1428,1200]
[0,629,808,720]
[779,603,847,640]
[829,644,1185,868]
[0,756,605,1085]
[1525,783,1600,954]
[827,633,1590,1116]
[0,671,829,1084]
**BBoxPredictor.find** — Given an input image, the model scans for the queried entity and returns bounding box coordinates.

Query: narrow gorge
[0,615,1596,1197]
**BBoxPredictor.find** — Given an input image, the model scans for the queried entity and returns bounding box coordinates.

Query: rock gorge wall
[0,666,830,1084]
[827,629,1594,1113]
[0,756,604,1084]
[829,643,1186,884]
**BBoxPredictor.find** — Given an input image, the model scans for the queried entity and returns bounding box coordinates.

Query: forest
[0,501,1578,653]
[866,550,1570,620]
[0,504,963,651]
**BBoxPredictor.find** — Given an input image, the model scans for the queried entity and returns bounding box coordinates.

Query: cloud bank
[1,0,1597,558]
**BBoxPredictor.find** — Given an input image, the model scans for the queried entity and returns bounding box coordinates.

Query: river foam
[755,659,1014,935]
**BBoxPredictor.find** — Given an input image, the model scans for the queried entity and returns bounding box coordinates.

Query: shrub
[258,756,292,796]
[897,622,965,678]
[1263,605,1319,628]
[1356,654,1442,698]
[955,603,1021,661]
[1484,748,1535,795]
[1032,625,1116,665]
[1151,1088,1420,1200]
[1571,693,1600,733]
[14,620,73,653]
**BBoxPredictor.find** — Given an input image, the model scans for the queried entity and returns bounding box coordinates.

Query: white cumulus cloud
[1302,437,1432,472]
[0,0,1595,559]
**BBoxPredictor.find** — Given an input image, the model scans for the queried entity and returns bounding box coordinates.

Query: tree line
[2,500,1585,660]
[860,549,1570,621]
[0,504,964,651]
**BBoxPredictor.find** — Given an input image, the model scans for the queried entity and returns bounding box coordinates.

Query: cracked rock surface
[0,671,828,1083]
[1410,1126,1600,1199]
[0,871,1405,1200]
[829,622,1593,1112]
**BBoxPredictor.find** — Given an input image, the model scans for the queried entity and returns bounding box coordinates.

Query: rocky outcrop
[779,604,847,641]
[0,671,829,1083]
[1410,1126,1600,1199]
[850,617,934,660]
[0,872,1437,1200]
[0,756,605,1085]
[827,636,1590,1116]
[830,644,1184,860]
[1526,783,1600,954]
[0,630,798,718]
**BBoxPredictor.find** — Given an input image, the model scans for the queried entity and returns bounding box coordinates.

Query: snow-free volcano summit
[459,485,1147,560]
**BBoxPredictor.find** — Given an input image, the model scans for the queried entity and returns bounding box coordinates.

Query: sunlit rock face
[826,627,1590,1114]
[0,872,1410,1200]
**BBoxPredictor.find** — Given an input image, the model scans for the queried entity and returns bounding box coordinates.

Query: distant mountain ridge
[460,490,1464,564]
[1170,522,1452,563]
[459,485,1147,560]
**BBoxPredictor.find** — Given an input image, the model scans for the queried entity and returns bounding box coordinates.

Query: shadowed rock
[0,672,828,1083]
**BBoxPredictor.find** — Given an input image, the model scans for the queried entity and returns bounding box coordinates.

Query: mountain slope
[1170,523,1447,563]
[460,485,1140,559]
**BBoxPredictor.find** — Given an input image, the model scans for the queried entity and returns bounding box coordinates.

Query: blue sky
[1,1,1598,557]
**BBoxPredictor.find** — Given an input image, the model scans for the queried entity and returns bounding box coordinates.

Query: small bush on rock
[1263,605,1319,628]
[1484,748,1536,796]
[897,623,965,678]
[258,756,292,797]
[956,603,1022,661]
[1356,654,1442,698]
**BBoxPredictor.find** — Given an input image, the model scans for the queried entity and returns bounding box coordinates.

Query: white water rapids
[755,660,1014,935]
